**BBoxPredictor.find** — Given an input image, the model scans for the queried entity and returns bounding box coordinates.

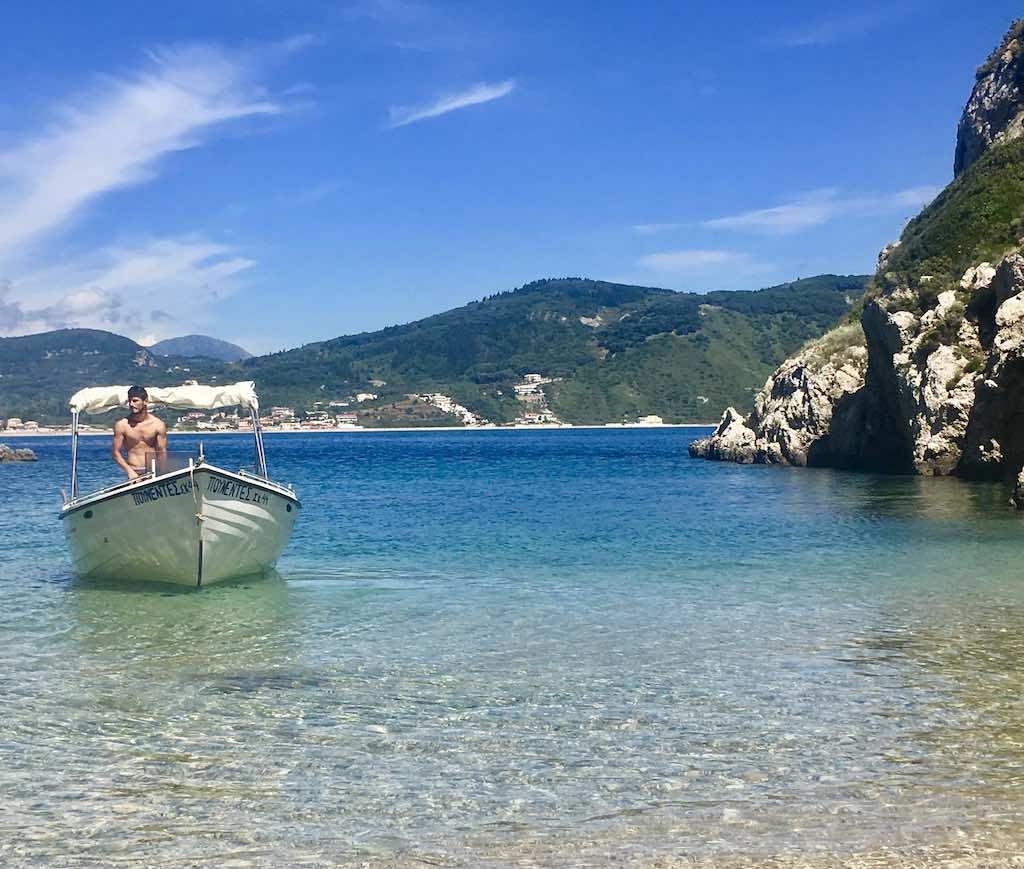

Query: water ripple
[2,430,1024,865]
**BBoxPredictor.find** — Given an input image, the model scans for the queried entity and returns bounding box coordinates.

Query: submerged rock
[0,443,37,462]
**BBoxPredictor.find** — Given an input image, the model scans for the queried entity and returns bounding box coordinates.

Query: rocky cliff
[691,20,1024,488]
[692,324,867,466]
[955,20,1024,177]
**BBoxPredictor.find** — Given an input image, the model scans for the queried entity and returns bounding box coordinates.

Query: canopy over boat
[69,381,259,415]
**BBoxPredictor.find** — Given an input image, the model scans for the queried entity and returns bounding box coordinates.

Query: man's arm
[111,421,137,479]
[155,419,167,455]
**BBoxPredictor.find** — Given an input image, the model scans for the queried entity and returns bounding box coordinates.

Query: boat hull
[61,465,299,587]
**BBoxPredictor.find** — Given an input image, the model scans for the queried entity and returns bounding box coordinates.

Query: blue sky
[0,1,1019,354]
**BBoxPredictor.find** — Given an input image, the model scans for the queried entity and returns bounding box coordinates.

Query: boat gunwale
[59,463,300,519]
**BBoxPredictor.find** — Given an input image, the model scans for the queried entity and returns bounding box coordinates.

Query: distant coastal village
[0,373,670,434]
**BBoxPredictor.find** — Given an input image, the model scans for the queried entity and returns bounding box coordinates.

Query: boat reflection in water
[60,382,300,588]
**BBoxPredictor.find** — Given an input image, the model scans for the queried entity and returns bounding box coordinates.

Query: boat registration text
[206,476,271,506]
[132,479,194,505]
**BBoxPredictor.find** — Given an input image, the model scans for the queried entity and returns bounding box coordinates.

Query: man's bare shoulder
[113,418,129,433]
[154,417,167,434]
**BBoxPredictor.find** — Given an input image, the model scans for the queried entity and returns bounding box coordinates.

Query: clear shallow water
[3,428,1024,866]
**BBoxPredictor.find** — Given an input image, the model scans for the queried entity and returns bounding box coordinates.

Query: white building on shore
[419,394,489,426]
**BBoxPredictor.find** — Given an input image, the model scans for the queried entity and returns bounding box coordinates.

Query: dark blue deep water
[3,428,1024,866]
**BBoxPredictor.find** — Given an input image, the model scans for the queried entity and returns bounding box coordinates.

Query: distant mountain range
[0,274,867,425]
[148,335,251,362]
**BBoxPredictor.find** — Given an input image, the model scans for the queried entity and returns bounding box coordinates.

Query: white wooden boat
[60,382,300,587]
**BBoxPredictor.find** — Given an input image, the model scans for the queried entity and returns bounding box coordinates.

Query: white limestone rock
[690,324,868,467]
[688,406,756,463]
[954,24,1024,176]
[690,24,1024,482]
[876,240,901,273]
[960,262,997,290]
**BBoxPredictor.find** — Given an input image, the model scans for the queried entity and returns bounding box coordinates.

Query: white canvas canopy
[68,381,259,415]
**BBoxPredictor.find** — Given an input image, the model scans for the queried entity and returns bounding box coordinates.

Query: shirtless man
[112,385,167,479]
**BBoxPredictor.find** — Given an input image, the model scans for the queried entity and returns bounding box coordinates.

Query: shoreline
[1,422,716,438]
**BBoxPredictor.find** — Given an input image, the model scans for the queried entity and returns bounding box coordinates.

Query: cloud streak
[636,250,775,281]
[389,79,515,127]
[703,186,940,235]
[0,237,254,340]
[632,222,686,236]
[0,44,279,259]
[639,249,741,270]
[765,10,892,47]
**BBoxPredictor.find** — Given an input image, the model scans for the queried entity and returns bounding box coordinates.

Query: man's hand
[126,467,139,480]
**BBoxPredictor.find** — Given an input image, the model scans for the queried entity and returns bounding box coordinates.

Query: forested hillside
[0,274,866,424]
[0,331,224,422]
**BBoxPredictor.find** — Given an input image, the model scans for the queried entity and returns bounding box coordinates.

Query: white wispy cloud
[0,40,321,339]
[704,189,841,234]
[703,186,940,235]
[278,33,324,54]
[0,44,279,259]
[389,79,515,127]
[639,249,750,272]
[632,222,686,236]
[885,185,940,207]
[765,10,892,47]
[0,237,254,340]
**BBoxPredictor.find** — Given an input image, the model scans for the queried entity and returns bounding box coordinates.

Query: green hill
[0,330,225,423]
[0,275,866,426]
[229,275,864,424]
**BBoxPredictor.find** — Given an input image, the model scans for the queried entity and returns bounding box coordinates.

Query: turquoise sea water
[3,428,1024,866]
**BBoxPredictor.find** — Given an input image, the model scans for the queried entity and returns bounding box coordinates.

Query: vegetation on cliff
[975,18,1024,80]
[879,136,1024,308]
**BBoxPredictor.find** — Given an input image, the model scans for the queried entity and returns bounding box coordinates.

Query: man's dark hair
[127,385,148,401]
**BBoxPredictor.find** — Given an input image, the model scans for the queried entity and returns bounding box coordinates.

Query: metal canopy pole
[70,410,79,499]
[249,406,268,478]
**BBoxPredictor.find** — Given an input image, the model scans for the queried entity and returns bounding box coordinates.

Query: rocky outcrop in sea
[690,324,867,467]
[691,20,1024,506]
[691,250,1024,478]
[0,443,37,462]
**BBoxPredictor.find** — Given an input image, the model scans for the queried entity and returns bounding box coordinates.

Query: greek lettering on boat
[205,476,270,506]
[131,479,193,506]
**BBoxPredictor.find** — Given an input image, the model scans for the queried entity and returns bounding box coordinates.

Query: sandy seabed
[361,840,1024,869]
[366,829,1024,869]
